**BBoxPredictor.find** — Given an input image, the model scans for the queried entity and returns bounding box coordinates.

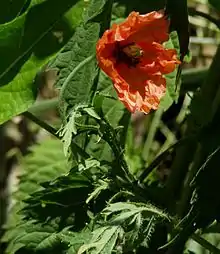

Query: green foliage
[160,31,181,111]
[2,138,69,253]
[0,0,85,124]
[51,0,113,117]
[3,0,220,254]
[79,202,170,253]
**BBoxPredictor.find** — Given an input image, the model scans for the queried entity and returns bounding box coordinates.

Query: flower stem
[191,233,220,254]
[23,111,59,139]
[142,107,163,162]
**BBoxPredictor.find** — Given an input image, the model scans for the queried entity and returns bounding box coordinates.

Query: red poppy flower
[96,11,181,114]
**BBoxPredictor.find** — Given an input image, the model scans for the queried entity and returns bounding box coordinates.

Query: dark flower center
[114,42,143,67]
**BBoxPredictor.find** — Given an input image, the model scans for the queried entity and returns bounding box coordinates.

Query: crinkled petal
[96,10,181,114]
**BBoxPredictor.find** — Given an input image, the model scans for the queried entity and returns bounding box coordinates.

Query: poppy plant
[96,11,181,114]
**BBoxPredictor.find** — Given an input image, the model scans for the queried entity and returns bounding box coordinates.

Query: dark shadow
[0,0,79,87]
[114,0,166,15]
[0,0,31,24]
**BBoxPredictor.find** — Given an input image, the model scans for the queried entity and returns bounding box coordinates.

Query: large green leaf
[51,0,113,116]
[23,171,92,224]
[2,138,69,253]
[0,55,52,125]
[51,23,100,115]
[0,0,85,124]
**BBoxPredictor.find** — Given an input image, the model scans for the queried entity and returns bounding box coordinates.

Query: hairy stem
[191,233,220,254]
[165,44,220,212]
[142,107,163,162]
[23,111,59,139]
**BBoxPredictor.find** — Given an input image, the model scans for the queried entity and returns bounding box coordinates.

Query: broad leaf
[23,172,92,224]
[0,0,85,124]
[2,138,69,252]
[51,0,113,117]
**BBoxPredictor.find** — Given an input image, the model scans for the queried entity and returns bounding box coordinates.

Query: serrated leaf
[83,107,101,120]
[3,138,69,253]
[102,202,168,252]
[65,230,92,254]
[4,220,61,254]
[59,108,81,156]
[105,202,169,222]
[22,157,106,224]
[104,202,138,213]
[87,96,126,161]
[86,180,109,204]
[78,226,122,254]
[23,172,92,222]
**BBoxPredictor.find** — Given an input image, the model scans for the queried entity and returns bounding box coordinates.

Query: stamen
[114,43,143,67]
[122,44,144,59]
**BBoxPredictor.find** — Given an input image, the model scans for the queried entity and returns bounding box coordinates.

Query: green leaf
[0,0,83,87]
[51,22,99,116]
[65,230,91,254]
[59,107,81,157]
[5,224,87,254]
[51,0,113,117]
[2,138,69,252]
[103,202,170,221]
[86,71,128,161]
[79,202,170,253]
[0,55,52,125]
[0,0,85,124]
[78,226,122,254]
[160,31,180,111]
[23,171,92,223]
[21,156,109,225]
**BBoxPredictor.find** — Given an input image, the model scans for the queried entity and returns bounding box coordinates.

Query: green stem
[28,98,58,116]
[23,111,59,139]
[191,233,220,254]
[188,7,220,29]
[142,107,163,162]
[177,145,202,217]
[165,44,220,212]
[100,119,135,184]
[138,132,198,183]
